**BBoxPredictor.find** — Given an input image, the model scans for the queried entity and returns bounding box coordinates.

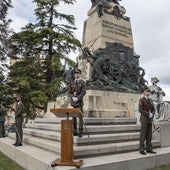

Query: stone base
[83,90,140,118]
[153,121,170,147]
[45,90,140,118]
[45,95,72,118]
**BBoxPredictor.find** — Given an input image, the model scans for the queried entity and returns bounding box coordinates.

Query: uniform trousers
[73,106,83,134]
[15,117,23,144]
[0,121,5,137]
[139,123,152,152]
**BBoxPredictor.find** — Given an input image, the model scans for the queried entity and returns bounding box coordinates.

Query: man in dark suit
[13,96,25,146]
[139,88,156,155]
[0,102,7,138]
[68,69,86,137]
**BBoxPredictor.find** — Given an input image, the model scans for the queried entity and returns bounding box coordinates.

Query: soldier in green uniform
[139,88,156,155]
[13,96,25,147]
[68,69,86,137]
[0,102,7,138]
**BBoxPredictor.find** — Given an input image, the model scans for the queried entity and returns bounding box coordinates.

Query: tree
[0,0,13,103]
[0,0,12,67]
[8,58,49,120]
[8,0,81,118]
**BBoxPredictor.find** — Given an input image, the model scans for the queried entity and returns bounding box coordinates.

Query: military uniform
[139,96,155,153]
[15,101,25,146]
[0,105,7,138]
[68,77,86,137]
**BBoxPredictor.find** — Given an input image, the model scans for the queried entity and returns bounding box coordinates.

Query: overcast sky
[8,0,170,101]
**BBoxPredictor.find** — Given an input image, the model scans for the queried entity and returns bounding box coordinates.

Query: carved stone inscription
[102,20,132,38]
[80,59,88,80]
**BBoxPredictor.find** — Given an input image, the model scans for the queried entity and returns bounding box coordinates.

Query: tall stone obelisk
[76,1,143,118]
[78,1,136,80]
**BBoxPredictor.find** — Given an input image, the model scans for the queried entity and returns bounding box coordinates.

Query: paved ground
[0,137,170,170]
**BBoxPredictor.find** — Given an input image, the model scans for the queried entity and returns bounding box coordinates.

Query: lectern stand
[50,108,83,168]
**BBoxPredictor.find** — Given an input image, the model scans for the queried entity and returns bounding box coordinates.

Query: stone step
[23,128,140,145]
[9,133,60,154]
[34,117,137,125]
[25,123,141,134]
[0,137,58,170]
[23,128,60,141]
[34,118,63,124]
[74,140,160,158]
[8,133,160,158]
[12,130,141,145]
[0,137,168,170]
[25,123,60,131]
[85,124,141,134]
[75,133,140,146]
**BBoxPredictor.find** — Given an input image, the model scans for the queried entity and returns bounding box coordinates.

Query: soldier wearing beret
[139,88,156,155]
[68,69,86,137]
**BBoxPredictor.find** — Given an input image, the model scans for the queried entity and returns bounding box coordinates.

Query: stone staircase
[1,117,167,170]
[8,117,160,158]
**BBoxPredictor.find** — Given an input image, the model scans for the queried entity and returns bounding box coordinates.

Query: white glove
[149,112,153,118]
[12,114,15,119]
[72,97,78,102]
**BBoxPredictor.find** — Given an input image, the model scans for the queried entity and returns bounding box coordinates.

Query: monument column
[79,1,135,81]
[77,1,142,118]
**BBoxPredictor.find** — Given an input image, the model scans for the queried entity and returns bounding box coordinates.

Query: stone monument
[76,0,147,118]
[46,1,147,118]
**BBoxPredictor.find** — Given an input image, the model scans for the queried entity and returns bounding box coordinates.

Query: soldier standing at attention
[13,96,25,147]
[0,102,7,138]
[68,69,86,137]
[139,88,156,155]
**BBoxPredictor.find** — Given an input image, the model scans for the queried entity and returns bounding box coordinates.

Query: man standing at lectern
[68,69,86,137]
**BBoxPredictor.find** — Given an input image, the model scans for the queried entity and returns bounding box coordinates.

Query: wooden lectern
[50,108,83,168]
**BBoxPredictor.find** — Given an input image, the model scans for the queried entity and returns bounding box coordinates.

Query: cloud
[8,0,170,100]
[8,0,36,31]
[121,0,170,89]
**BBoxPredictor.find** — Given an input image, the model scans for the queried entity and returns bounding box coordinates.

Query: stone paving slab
[0,137,169,170]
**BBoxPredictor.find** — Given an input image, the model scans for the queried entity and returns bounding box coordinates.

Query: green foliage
[0,0,12,74]
[0,0,13,106]
[8,58,49,118]
[7,0,80,119]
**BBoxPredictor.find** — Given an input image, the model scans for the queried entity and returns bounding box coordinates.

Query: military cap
[142,87,151,93]
[74,68,81,74]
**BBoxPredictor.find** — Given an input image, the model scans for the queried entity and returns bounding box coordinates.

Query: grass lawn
[0,151,24,170]
[150,165,170,170]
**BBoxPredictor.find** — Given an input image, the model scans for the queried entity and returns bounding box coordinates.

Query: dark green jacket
[139,97,155,124]
[0,106,7,122]
[15,102,25,118]
[68,79,86,108]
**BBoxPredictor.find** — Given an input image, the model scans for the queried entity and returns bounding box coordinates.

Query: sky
[7,0,170,101]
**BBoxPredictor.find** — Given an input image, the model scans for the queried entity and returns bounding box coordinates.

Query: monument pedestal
[83,90,140,118]
[46,90,140,118]
[153,121,170,147]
